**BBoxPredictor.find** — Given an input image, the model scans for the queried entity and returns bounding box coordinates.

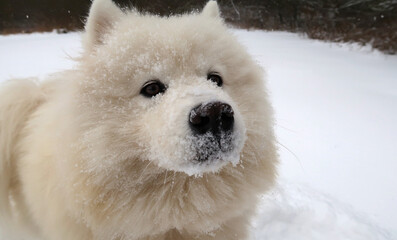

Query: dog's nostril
[220,113,234,132]
[189,115,210,128]
[189,101,234,134]
[189,109,212,134]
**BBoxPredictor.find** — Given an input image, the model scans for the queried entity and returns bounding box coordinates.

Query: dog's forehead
[111,15,224,56]
[95,15,228,77]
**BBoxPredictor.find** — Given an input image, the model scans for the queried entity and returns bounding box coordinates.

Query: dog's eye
[140,80,166,98]
[207,73,223,87]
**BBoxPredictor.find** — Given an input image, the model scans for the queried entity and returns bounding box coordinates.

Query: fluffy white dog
[0,0,277,239]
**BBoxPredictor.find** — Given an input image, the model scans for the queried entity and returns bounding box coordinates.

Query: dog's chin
[148,125,246,176]
[172,133,244,177]
[152,147,241,177]
[175,152,241,177]
[149,152,237,177]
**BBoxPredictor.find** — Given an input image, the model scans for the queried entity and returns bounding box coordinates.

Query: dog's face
[78,1,255,176]
[101,15,249,175]
[65,0,276,237]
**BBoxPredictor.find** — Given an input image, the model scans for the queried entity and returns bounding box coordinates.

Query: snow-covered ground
[0,30,396,239]
[236,30,397,239]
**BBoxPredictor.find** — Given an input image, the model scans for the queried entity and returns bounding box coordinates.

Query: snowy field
[0,30,396,239]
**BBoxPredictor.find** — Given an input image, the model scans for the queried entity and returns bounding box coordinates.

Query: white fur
[0,1,278,239]
[83,0,124,51]
[202,1,220,18]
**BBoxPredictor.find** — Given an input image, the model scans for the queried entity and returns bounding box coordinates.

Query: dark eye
[140,80,166,98]
[207,73,223,87]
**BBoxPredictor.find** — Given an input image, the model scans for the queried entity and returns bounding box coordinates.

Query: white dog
[0,0,277,239]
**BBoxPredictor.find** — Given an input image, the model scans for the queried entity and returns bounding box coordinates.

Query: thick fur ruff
[0,1,277,239]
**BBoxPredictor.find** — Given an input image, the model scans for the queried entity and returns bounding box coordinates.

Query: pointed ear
[202,1,220,18]
[84,0,124,51]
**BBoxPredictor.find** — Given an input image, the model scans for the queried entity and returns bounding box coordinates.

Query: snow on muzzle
[145,83,246,176]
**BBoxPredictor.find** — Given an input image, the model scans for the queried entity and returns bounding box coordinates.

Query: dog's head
[66,0,277,238]
[78,0,254,176]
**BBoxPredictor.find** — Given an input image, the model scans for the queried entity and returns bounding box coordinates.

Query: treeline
[222,0,397,54]
[0,0,396,54]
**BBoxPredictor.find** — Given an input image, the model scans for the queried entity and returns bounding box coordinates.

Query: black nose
[189,101,234,134]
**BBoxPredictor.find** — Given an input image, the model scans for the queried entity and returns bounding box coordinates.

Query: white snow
[1,30,396,239]
[253,180,392,239]
[0,32,80,80]
[234,30,397,239]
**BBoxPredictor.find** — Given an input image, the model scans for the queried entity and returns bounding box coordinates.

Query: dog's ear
[84,0,124,51]
[202,1,220,18]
